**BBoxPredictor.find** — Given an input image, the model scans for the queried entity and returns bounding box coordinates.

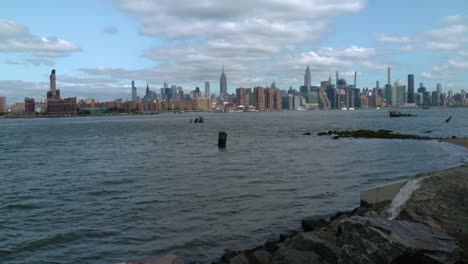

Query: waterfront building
[0,96,6,113]
[131,81,137,102]
[46,69,77,114]
[407,74,415,103]
[24,98,35,113]
[265,88,275,111]
[205,81,210,98]
[47,69,60,100]
[220,65,227,96]
[236,88,246,109]
[254,87,265,111]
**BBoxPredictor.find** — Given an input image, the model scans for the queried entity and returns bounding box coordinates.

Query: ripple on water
[1,110,467,263]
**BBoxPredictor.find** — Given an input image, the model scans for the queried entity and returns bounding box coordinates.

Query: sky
[0,0,467,104]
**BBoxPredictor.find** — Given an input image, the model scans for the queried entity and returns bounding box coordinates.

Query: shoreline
[119,139,468,264]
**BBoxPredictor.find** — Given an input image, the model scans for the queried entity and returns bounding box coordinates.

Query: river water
[1,108,467,263]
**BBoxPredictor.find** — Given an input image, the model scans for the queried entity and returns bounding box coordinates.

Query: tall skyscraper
[436,83,442,94]
[220,65,227,96]
[204,81,210,98]
[131,80,137,102]
[354,71,357,88]
[407,74,415,103]
[387,67,391,85]
[304,66,311,90]
[0,96,6,113]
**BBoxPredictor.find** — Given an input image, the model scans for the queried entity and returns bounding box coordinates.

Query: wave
[4,229,118,257]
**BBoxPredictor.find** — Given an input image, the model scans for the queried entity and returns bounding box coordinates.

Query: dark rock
[337,216,461,264]
[221,251,240,263]
[279,230,298,242]
[228,253,248,264]
[332,136,340,139]
[329,210,353,222]
[271,246,323,264]
[249,250,272,264]
[452,135,457,139]
[303,132,312,135]
[286,232,340,263]
[114,255,184,264]
[301,219,328,232]
[264,240,280,253]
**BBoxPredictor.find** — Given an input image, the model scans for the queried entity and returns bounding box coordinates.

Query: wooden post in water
[218,131,227,148]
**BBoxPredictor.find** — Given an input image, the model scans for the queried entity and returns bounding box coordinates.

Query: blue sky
[0,0,467,104]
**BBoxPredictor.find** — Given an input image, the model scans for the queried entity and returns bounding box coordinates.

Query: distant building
[304,66,311,91]
[131,80,137,102]
[236,88,246,109]
[205,81,210,98]
[407,74,415,103]
[46,69,77,115]
[220,65,227,96]
[254,87,265,111]
[24,98,35,113]
[0,96,6,113]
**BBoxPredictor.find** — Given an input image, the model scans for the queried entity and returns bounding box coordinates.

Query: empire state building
[219,65,227,96]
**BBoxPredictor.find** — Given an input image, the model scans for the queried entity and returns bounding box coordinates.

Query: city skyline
[0,0,467,103]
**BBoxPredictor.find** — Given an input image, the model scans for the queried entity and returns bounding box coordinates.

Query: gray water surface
[1,109,467,263]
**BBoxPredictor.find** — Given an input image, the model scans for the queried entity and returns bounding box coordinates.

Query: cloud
[26,58,56,66]
[0,20,80,58]
[103,26,119,34]
[80,44,384,91]
[421,71,450,80]
[102,0,373,89]
[375,34,412,44]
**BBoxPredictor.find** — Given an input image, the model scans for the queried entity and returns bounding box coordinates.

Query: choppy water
[1,108,467,263]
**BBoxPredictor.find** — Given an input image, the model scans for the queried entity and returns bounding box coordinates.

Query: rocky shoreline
[210,163,468,264]
[117,138,468,264]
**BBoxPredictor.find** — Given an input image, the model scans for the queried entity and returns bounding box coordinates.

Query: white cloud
[0,20,80,58]
[375,34,412,44]
[109,0,367,87]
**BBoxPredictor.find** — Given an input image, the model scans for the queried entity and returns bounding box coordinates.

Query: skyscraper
[220,65,227,96]
[304,66,311,90]
[387,67,391,85]
[131,80,137,102]
[205,81,210,98]
[407,74,415,103]
[0,96,6,113]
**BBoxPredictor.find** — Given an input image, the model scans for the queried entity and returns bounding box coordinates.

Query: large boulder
[271,232,340,264]
[337,216,461,264]
[393,164,468,235]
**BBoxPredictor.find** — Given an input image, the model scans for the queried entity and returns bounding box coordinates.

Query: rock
[337,216,461,264]
[264,240,280,253]
[114,255,184,264]
[286,232,340,263]
[279,230,298,242]
[393,164,468,257]
[272,245,323,264]
[221,251,240,263]
[229,253,249,264]
[303,132,312,135]
[249,250,272,264]
[301,219,328,232]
